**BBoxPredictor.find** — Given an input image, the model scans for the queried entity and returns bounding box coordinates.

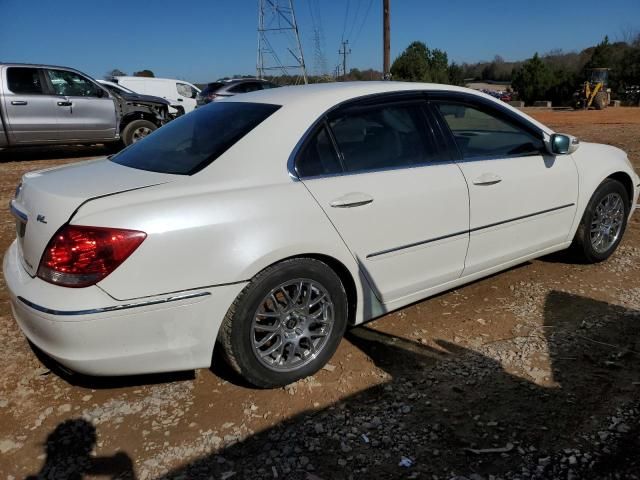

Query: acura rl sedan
[4,82,639,388]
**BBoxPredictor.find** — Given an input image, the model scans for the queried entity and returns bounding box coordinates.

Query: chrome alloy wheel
[590,192,625,253]
[251,279,334,372]
[131,126,152,142]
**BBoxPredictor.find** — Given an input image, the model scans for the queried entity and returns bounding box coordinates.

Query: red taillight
[37,225,146,288]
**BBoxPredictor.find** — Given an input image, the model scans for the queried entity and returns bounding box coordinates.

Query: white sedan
[4,82,639,387]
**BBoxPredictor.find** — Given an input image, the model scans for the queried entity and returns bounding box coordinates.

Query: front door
[432,98,579,276]
[2,66,59,144]
[45,68,117,141]
[297,98,470,305]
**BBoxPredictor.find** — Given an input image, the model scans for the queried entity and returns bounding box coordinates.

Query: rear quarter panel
[72,178,372,322]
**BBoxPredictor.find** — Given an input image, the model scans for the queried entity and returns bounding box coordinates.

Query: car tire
[121,119,157,147]
[572,178,629,263]
[593,91,608,110]
[219,258,348,388]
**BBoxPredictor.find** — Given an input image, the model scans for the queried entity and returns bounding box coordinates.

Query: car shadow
[29,290,640,479]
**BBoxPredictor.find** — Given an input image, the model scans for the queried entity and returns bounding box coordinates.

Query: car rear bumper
[3,240,246,376]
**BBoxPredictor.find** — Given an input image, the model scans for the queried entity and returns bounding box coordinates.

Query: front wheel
[572,179,629,263]
[219,258,348,388]
[121,119,157,147]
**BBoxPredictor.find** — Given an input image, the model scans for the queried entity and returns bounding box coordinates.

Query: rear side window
[435,102,544,158]
[7,67,44,94]
[296,125,342,177]
[110,102,280,175]
[328,103,438,173]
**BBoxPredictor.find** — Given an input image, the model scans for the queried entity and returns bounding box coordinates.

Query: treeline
[388,35,640,106]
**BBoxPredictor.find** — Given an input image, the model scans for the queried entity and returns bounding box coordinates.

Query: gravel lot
[0,108,639,479]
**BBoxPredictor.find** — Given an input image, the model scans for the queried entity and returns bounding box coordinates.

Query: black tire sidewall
[229,259,348,388]
[122,119,157,146]
[578,179,629,262]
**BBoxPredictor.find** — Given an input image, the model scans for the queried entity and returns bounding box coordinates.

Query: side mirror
[96,88,107,98]
[550,133,579,155]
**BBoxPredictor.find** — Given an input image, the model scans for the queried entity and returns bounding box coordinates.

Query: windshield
[110,102,280,175]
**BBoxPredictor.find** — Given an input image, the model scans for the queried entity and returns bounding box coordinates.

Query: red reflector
[37,225,146,287]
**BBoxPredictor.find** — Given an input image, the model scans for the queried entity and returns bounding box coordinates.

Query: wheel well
[120,113,159,131]
[608,172,634,204]
[272,254,358,326]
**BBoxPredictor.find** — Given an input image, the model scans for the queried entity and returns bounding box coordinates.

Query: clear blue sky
[1,0,638,83]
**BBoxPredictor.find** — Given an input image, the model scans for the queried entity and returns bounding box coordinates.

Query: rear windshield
[110,102,280,175]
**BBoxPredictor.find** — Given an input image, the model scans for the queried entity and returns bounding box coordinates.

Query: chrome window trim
[17,291,211,316]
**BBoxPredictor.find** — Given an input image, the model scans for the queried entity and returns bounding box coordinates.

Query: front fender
[568,142,640,239]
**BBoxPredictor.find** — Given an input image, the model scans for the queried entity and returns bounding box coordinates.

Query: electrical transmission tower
[257,0,308,84]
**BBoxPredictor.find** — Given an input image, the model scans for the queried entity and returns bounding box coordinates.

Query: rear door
[298,96,470,305]
[1,66,60,143]
[431,95,578,275]
[44,68,117,141]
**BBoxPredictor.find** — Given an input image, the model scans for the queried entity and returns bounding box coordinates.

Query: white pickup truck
[0,63,171,149]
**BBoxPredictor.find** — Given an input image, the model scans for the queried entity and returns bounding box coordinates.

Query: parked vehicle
[114,76,200,114]
[0,64,169,149]
[4,82,639,388]
[196,78,278,107]
[99,80,182,119]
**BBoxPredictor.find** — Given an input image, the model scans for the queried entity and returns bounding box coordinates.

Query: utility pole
[257,0,308,84]
[339,40,351,80]
[383,0,391,79]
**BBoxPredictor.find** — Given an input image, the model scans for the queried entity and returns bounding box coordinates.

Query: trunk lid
[10,158,174,276]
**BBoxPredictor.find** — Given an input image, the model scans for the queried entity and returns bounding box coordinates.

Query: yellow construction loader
[575,68,611,110]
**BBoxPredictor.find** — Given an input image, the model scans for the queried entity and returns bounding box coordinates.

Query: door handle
[11,100,28,106]
[473,173,502,186]
[57,101,72,107]
[330,192,374,208]
[177,98,183,101]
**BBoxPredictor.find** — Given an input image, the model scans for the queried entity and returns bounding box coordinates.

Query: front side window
[7,67,44,94]
[435,102,544,158]
[176,82,195,98]
[110,102,280,175]
[328,103,437,173]
[46,69,100,97]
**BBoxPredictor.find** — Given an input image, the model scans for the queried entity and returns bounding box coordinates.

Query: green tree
[448,62,465,86]
[390,41,431,82]
[105,68,126,80]
[390,41,451,83]
[511,53,554,105]
[133,69,155,78]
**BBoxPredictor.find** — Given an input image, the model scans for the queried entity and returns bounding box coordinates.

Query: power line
[346,0,363,42]
[352,0,374,48]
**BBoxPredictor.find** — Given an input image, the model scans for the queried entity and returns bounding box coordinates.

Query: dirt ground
[0,108,639,480]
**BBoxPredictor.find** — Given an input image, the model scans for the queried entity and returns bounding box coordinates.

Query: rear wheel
[219,258,348,388]
[572,179,629,263]
[121,119,157,147]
